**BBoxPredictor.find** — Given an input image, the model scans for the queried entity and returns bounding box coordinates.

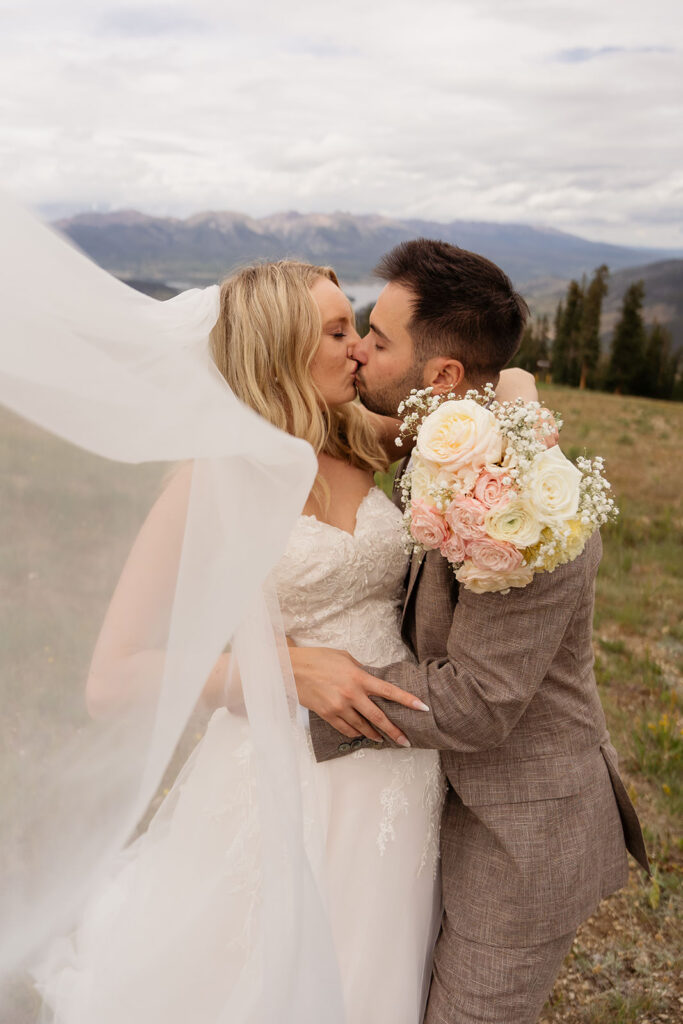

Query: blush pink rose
[410,499,449,550]
[440,531,467,565]
[444,494,486,540]
[473,467,514,509]
[467,535,524,573]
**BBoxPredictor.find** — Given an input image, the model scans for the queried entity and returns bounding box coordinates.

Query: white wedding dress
[36,486,445,1024]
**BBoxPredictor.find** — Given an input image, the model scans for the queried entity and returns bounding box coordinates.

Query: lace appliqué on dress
[418,758,447,879]
[377,752,416,855]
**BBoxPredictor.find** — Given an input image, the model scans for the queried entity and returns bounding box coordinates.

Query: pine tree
[607,281,647,394]
[511,323,537,373]
[642,321,678,399]
[551,300,566,382]
[537,315,550,371]
[553,281,584,385]
[578,265,609,389]
[354,302,372,337]
[511,315,552,376]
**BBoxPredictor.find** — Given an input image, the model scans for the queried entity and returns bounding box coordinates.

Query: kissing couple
[11,223,648,1024]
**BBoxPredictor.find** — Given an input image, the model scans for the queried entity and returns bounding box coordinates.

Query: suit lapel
[392,455,427,623]
[401,548,426,626]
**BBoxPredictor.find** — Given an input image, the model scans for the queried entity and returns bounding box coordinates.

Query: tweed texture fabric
[424,924,575,1024]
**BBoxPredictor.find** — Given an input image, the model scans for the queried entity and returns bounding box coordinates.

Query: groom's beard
[355,366,424,418]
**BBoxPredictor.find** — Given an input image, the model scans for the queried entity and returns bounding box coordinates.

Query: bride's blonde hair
[210,261,388,479]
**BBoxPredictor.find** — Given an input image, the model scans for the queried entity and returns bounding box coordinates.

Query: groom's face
[353,282,426,418]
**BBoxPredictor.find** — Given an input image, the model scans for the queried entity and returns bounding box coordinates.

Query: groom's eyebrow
[369,320,393,345]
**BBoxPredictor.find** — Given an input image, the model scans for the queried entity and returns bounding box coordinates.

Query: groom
[289,240,649,1023]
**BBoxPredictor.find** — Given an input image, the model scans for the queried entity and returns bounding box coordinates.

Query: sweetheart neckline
[299,485,389,539]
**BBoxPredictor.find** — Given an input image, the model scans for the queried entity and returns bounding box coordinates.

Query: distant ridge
[602,260,683,351]
[55,209,683,288]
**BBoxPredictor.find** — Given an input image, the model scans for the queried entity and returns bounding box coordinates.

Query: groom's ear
[423,357,466,394]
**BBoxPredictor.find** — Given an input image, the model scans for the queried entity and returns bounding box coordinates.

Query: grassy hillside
[536,386,682,1023]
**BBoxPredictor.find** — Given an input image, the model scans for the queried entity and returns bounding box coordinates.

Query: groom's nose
[351,333,370,366]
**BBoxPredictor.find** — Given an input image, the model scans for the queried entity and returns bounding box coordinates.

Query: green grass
[583,991,666,1023]
[537,385,683,1023]
[631,712,683,817]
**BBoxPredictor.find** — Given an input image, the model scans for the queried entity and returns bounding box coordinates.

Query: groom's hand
[288,646,428,746]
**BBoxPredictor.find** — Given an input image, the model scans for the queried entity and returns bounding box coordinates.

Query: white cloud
[0,0,681,246]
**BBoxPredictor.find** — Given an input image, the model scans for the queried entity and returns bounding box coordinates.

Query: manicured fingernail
[413,700,430,712]
[397,736,411,747]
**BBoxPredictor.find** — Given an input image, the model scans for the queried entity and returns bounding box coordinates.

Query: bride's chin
[325,385,357,408]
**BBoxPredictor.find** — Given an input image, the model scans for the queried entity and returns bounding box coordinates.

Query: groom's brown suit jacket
[309,465,649,947]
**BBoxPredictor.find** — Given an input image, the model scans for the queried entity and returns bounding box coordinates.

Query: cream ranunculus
[416,399,502,473]
[485,495,542,549]
[409,452,444,502]
[560,518,593,561]
[527,445,582,526]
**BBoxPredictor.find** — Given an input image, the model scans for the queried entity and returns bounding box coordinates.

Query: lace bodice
[274,485,443,884]
[274,486,413,669]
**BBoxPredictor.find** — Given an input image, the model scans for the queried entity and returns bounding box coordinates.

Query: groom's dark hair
[375,239,528,383]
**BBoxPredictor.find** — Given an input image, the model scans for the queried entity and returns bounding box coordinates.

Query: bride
[0,205,536,1023]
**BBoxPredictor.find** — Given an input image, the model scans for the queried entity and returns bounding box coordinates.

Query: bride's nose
[347,331,361,360]
[351,333,369,365]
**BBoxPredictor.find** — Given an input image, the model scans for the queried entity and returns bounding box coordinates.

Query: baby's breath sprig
[395,386,457,448]
[575,455,619,528]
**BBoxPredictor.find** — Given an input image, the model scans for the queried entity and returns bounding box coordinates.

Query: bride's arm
[86,463,236,717]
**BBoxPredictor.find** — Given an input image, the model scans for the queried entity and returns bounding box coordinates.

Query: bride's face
[308,277,360,407]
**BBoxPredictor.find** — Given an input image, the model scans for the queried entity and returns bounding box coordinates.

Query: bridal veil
[0,195,345,1021]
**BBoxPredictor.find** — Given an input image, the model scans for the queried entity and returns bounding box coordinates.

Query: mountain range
[55,210,683,350]
[55,209,683,289]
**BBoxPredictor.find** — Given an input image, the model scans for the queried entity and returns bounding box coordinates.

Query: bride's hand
[288,646,428,745]
[495,367,538,404]
[495,368,559,445]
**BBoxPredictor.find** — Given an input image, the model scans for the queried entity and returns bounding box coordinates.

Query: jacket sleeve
[309,533,599,763]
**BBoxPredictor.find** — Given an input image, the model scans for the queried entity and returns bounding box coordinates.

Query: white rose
[527,445,582,526]
[416,399,502,473]
[485,495,542,548]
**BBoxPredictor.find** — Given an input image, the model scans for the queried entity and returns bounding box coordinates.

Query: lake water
[340,280,382,310]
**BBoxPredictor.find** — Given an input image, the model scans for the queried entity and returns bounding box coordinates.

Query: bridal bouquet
[396,386,618,594]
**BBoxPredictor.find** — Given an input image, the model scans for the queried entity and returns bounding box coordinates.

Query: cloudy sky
[1,0,681,247]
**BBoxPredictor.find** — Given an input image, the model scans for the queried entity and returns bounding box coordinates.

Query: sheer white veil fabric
[0,195,345,1022]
